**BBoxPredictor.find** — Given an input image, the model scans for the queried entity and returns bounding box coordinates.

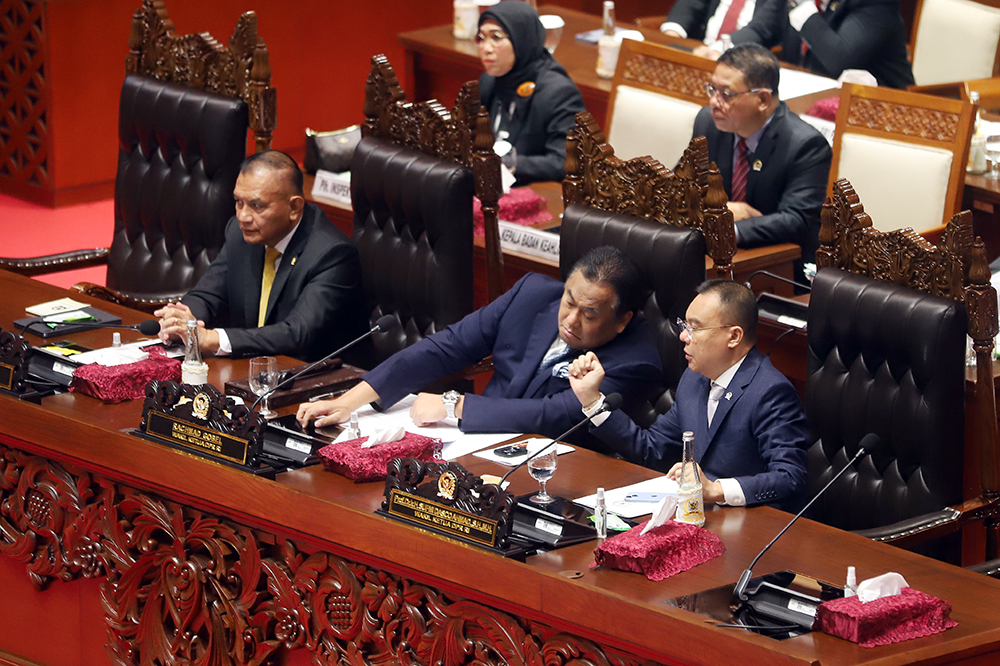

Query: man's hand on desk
[726,201,762,222]
[692,45,723,61]
[568,352,605,408]
[296,380,379,428]
[667,461,724,503]
[153,302,220,354]
[410,392,464,425]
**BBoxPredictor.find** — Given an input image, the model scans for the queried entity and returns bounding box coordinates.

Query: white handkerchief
[857,572,908,603]
[360,425,406,448]
[639,495,679,536]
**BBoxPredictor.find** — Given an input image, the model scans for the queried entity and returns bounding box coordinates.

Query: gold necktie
[258,246,281,327]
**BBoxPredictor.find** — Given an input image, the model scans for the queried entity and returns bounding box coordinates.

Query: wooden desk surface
[2,269,1000,666]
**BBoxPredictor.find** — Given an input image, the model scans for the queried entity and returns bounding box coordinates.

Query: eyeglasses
[676,318,736,336]
[704,83,771,104]
[475,29,509,46]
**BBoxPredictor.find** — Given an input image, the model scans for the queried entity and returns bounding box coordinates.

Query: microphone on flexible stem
[744,270,812,293]
[20,318,161,336]
[500,393,624,485]
[733,432,883,602]
[251,315,396,410]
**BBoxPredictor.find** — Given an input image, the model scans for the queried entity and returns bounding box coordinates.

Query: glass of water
[985,135,1000,179]
[527,448,558,504]
[248,356,278,419]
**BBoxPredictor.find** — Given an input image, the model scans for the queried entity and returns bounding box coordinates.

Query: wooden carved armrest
[0,248,109,277]
[853,496,1000,551]
[70,282,184,315]
[462,356,495,379]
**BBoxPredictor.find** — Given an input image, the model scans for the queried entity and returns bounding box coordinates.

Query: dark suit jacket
[779,0,914,89]
[592,347,809,508]
[363,273,663,438]
[693,102,831,272]
[182,202,367,362]
[667,0,784,46]
[479,65,585,186]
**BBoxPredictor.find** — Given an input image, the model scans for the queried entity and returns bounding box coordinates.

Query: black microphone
[251,315,396,410]
[20,318,161,336]
[500,393,624,485]
[733,432,882,602]
[745,270,812,293]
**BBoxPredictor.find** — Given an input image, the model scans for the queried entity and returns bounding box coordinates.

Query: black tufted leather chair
[107,75,248,304]
[351,136,474,368]
[559,203,706,428]
[805,268,967,534]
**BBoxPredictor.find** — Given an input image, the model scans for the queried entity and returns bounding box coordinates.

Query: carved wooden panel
[0,442,654,666]
[126,0,276,151]
[563,111,736,277]
[621,53,712,102]
[0,0,51,190]
[362,54,505,302]
[816,178,970,300]
[845,98,961,143]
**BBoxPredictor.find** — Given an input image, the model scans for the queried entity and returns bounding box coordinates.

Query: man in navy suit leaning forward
[569,279,809,509]
[298,246,662,440]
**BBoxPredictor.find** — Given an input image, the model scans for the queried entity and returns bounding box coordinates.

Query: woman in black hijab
[477,2,585,185]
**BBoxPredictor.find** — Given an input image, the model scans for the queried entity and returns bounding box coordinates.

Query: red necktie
[718,0,748,37]
[732,139,749,202]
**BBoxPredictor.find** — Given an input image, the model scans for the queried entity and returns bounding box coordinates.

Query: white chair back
[912,0,1000,86]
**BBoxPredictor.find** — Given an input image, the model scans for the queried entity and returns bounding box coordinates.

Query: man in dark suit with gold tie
[154,150,366,362]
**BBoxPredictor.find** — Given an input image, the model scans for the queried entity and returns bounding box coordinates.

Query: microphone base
[225,363,365,409]
[737,570,845,631]
[665,570,844,640]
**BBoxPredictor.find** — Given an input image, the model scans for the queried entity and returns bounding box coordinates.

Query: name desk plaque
[0,328,46,402]
[379,459,517,555]
[135,380,273,477]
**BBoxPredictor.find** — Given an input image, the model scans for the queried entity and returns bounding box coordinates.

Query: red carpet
[0,193,113,289]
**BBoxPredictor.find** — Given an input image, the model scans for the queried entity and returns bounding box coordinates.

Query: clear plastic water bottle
[594,487,608,538]
[181,319,209,385]
[675,431,705,526]
[596,1,619,79]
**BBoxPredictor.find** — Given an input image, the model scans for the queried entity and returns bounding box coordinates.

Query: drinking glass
[527,448,558,504]
[986,135,1000,179]
[248,356,278,419]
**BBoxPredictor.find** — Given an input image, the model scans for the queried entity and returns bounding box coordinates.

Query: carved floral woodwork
[816,178,971,300]
[564,112,736,277]
[126,0,276,152]
[0,0,51,192]
[362,54,505,303]
[0,441,652,666]
[845,97,961,143]
[621,53,712,103]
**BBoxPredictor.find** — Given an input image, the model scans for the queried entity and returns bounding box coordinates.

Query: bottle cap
[596,487,605,500]
[112,331,121,347]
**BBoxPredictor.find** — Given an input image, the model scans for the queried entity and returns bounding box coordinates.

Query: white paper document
[25,297,90,317]
[575,476,680,519]
[472,437,574,466]
[778,68,837,101]
[330,394,519,460]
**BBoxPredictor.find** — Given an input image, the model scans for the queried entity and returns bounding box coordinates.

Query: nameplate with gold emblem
[136,380,269,474]
[379,459,516,553]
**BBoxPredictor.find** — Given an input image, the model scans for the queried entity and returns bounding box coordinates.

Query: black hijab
[479,1,560,101]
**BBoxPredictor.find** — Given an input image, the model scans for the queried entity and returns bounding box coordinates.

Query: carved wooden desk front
[1,269,1000,666]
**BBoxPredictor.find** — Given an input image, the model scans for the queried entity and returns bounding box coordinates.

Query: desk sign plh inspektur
[136,380,274,476]
[380,459,518,555]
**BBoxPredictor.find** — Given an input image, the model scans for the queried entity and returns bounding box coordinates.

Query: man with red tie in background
[692,43,831,283]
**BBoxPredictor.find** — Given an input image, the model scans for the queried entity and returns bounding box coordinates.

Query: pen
[307,390,346,402]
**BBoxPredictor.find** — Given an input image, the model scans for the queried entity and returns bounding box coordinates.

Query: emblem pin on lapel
[725,392,732,400]
[291,256,297,266]
[752,160,762,171]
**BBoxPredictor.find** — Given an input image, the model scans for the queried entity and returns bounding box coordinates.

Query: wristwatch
[442,390,461,419]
